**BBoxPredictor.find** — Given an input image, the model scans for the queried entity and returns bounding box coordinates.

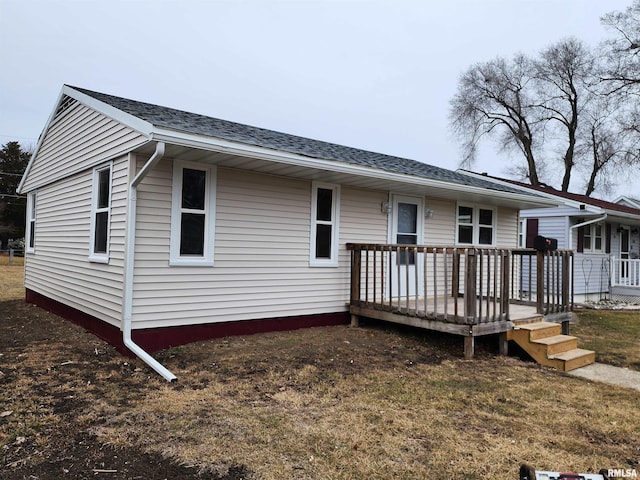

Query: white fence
[610,256,640,287]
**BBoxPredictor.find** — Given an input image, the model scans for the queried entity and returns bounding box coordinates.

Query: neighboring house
[461,171,640,303]
[18,86,560,380]
[614,195,640,210]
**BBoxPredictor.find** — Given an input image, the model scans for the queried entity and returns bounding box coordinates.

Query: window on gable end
[170,161,217,266]
[310,183,340,267]
[89,163,112,263]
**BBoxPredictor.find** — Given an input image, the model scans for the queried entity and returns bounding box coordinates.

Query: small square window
[456,204,496,246]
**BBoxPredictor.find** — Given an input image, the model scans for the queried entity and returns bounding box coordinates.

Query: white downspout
[569,214,608,249]
[123,142,176,382]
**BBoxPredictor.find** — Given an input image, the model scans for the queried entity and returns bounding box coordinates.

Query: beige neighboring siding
[24,156,129,326]
[132,163,390,329]
[21,101,146,192]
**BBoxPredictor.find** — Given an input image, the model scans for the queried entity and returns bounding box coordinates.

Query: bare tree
[450,35,633,197]
[449,54,543,186]
[534,38,594,192]
[600,0,640,93]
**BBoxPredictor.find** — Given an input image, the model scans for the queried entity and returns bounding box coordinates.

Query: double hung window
[582,223,604,253]
[170,161,216,266]
[89,164,112,262]
[310,183,340,267]
[26,192,36,253]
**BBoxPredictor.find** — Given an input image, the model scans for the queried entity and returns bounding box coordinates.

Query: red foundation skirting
[25,289,349,356]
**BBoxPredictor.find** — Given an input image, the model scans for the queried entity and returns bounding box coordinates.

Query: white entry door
[620,226,630,279]
[390,195,424,298]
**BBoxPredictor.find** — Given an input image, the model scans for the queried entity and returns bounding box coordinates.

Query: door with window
[620,226,630,280]
[390,195,423,299]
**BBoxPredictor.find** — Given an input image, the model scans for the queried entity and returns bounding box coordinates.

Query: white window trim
[89,162,112,263]
[583,223,605,253]
[26,191,36,254]
[310,182,340,267]
[455,203,497,246]
[518,218,526,248]
[170,161,217,266]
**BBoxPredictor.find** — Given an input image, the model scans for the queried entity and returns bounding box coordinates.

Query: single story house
[461,171,640,303]
[18,86,564,380]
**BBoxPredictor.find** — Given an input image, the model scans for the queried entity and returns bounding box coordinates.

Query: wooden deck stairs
[507,321,595,372]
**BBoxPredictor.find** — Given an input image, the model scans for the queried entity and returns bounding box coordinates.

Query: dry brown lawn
[1,265,639,479]
[574,309,640,371]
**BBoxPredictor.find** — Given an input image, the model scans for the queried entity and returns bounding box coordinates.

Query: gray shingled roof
[70,85,530,195]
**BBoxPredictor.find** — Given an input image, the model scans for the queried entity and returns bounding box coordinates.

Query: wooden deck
[347,243,575,360]
[349,298,567,360]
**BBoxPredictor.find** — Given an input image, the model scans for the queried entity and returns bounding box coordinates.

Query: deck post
[350,314,360,328]
[501,250,510,320]
[350,248,361,306]
[464,249,477,323]
[536,251,544,314]
[464,335,474,359]
[562,253,570,312]
[498,332,508,355]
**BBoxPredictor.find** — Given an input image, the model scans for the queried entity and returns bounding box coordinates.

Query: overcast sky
[0,0,633,199]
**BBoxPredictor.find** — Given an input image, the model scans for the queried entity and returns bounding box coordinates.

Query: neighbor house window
[170,161,216,266]
[582,223,604,253]
[456,204,496,246]
[26,192,36,253]
[89,163,112,262]
[518,219,526,248]
[310,182,340,267]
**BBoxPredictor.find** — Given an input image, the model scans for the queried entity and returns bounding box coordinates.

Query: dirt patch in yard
[2,264,640,479]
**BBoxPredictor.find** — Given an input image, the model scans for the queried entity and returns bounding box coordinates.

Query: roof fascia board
[17,88,68,193]
[64,86,154,137]
[457,170,598,211]
[151,129,558,207]
[18,86,154,194]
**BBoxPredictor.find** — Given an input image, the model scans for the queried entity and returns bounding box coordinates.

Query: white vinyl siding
[131,166,389,329]
[21,101,145,191]
[23,156,129,326]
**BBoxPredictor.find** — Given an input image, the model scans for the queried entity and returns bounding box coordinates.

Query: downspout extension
[123,142,176,382]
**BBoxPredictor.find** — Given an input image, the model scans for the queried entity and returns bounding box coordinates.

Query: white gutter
[149,130,558,208]
[569,214,608,249]
[122,142,176,382]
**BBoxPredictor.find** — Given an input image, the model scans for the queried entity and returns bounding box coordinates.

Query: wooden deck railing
[511,248,573,315]
[346,244,573,325]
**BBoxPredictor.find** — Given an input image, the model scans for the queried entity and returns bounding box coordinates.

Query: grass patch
[2,264,640,479]
[574,310,640,371]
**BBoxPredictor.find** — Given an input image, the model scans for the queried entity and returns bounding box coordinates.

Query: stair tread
[516,322,559,331]
[532,334,577,345]
[551,348,595,360]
